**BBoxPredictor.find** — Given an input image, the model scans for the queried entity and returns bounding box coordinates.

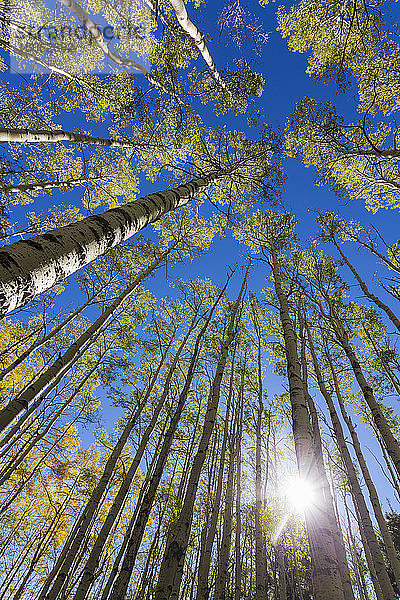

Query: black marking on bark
[95,216,118,246]
[42,233,66,246]
[24,239,45,251]
[0,252,21,270]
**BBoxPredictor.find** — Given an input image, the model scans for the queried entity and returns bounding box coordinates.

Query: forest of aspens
[2,0,400,599]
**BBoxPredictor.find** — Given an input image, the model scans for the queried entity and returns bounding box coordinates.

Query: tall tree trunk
[330,312,400,480]
[0,127,136,146]
[234,390,243,600]
[168,0,227,90]
[299,318,354,600]
[324,345,400,588]
[332,239,400,333]
[214,421,236,600]
[0,244,174,432]
[270,246,345,600]
[154,275,246,600]
[308,333,397,600]
[108,285,227,600]
[195,354,234,600]
[254,339,267,600]
[0,171,223,315]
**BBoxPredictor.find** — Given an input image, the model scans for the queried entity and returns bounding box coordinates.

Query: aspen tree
[108,281,228,600]
[298,314,354,600]
[234,388,244,600]
[235,211,346,600]
[307,331,397,600]
[319,218,400,333]
[0,175,216,315]
[326,302,400,480]
[0,127,137,147]
[195,351,235,600]
[214,415,237,600]
[168,0,227,91]
[154,272,247,600]
[0,243,175,431]
[323,344,400,588]
[250,299,269,600]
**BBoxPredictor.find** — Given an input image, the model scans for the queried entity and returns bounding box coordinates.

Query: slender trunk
[0,244,174,432]
[0,171,223,315]
[270,246,345,600]
[195,353,234,600]
[214,423,236,600]
[253,331,267,600]
[168,0,227,90]
[361,325,400,397]
[72,308,203,600]
[0,358,100,484]
[299,320,354,600]
[108,286,226,600]
[234,386,244,600]
[308,335,396,600]
[324,346,400,588]
[0,127,136,146]
[333,239,400,333]
[331,312,400,480]
[154,275,246,600]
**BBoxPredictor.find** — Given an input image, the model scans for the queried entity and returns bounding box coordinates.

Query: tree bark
[0,171,221,315]
[308,334,396,600]
[154,275,246,600]
[214,422,236,600]
[0,244,174,432]
[0,175,101,194]
[299,319,354,600]
[270,246,345,600]
[168,0,227,91]
[0,127,135,146]
[195,354,234,600]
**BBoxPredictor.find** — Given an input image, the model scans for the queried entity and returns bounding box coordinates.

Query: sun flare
[285,477,316,514]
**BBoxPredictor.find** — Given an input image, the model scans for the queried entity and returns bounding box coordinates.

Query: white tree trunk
[308,335,397,600]
[0,245,174,432]
[270,247,345,600]
[58,0,173,96]
[0,172,219,315]
[0,127,134,146]
[168,0,228,91]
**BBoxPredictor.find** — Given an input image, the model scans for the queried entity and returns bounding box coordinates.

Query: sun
[285,476,316,514]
